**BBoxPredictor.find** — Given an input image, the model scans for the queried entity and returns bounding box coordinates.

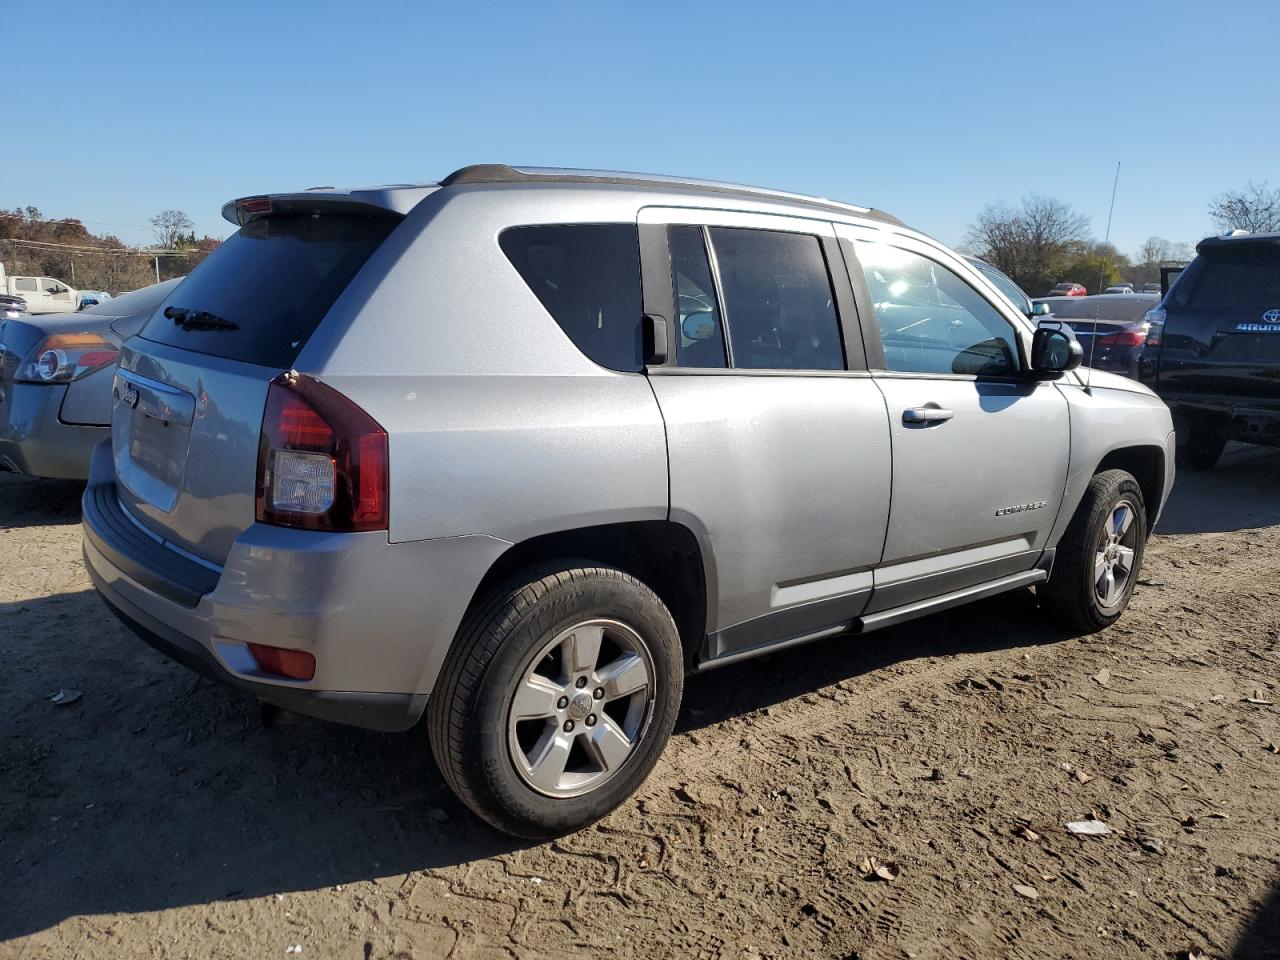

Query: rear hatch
[1157,238,1280,400]
[111,206,401,566]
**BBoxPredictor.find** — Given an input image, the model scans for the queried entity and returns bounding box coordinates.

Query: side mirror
[1031,324,1084,377]
[1030,302,1052,317]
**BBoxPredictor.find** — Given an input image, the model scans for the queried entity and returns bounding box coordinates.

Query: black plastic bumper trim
[81,482,218,608]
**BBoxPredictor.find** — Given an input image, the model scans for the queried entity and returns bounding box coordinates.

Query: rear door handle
[903,404,954,425]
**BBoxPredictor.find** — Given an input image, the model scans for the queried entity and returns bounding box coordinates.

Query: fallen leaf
[1012,883,1039,900]
[1092,668,1111,687]
[1066,819,1111,836]
[48,689,82,707]
[858,856,900,882]
[1244,689,1273,705]
[1014,824,1041,843]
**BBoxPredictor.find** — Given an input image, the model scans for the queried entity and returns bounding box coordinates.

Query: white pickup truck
[0,262,81,314]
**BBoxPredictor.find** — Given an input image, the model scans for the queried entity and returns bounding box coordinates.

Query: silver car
[0,279,180,478]
[81,166,1175,837]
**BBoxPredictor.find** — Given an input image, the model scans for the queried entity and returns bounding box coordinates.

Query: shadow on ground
[1158,443,1280,535]
[1232,875,1280,959]
[0,473,83,528]
[2,577,1078,941]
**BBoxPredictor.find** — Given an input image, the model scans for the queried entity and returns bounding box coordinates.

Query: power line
[0,237,196,256]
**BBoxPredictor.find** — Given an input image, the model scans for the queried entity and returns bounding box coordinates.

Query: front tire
[428,565,683,838]
[1038,469,1147,633]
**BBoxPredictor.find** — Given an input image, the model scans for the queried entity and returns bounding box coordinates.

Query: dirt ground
[3,447,1279,960]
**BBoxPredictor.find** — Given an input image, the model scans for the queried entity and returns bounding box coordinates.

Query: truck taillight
[256,374,388,532]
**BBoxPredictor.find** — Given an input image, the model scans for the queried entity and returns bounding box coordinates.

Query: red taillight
[1097,329,1147,348]
[247,643,316,681]
[256,374,389,532]
[235,196,273,223]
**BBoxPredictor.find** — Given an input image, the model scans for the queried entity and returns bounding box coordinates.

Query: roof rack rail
[438,164,903,226]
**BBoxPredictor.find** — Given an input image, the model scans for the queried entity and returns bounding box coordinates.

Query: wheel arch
[463,520,713,669]
[1095,444,1165,533]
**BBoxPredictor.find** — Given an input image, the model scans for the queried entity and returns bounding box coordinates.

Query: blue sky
[4,0,1277,255]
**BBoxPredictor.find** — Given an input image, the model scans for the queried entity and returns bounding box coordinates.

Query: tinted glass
[1180,246,1280,308]
[668,226,726,368]
[141,214,397,368]
[857,241,1019,376]
[500,224,643,372]
[707,228,843,370]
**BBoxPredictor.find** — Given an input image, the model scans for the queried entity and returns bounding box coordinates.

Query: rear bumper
[1162,395,1280,446]
[0,381,103,479]
[81,441,512,731]
[87,555,428,731]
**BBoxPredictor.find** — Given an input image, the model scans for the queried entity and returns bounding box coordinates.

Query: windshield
[139,214,398,368]
[973,263,1030,312]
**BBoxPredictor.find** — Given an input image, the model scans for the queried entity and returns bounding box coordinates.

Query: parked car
[1139,231,1280,469]
[0,262,81,313]
[1103,285,1135,295]
[1048,281,1087,297]
[0,279,180,478]
[1139,282,1162,294]
[965,256,1049,318]
[78,290,113,309]
[1,294,27,320]
[81,165,1175,838]
[1034,293,1160,377]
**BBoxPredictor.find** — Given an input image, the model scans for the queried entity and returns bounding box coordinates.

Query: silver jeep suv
[82,165,1175,837]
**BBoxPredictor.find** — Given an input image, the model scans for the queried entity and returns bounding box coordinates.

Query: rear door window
[140,214,398,368]
[15,278,36,292]
[500,224,643,372]
[706,227,844,371]
[1178,246,1280,310]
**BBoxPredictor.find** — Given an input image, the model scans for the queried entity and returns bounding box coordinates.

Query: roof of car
[223,164,904,228]
[437,164,904,226]
[1196,231,1280,252]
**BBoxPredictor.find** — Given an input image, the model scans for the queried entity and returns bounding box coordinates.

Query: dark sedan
[1033,292,1160,378]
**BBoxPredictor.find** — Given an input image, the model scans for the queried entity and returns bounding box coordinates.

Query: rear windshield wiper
[164,306,240,332]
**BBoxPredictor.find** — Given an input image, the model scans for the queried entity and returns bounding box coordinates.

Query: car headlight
[15,333,120,383]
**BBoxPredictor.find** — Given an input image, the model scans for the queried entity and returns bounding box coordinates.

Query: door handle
[903,404,954,425]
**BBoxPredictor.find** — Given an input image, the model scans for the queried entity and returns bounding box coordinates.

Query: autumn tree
[1208,182,1280,234]
[965,195,1091,296]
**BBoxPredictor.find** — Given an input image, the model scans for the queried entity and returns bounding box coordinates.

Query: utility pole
[154,255,160,283]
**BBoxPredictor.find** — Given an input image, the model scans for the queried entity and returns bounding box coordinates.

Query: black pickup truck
[1139,232,1280,469]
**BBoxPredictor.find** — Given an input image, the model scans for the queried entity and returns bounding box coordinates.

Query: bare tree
[966,195,1091,296]
[1208,182,1280,234]
[1136,236,1172,266]
[149,209,194,249]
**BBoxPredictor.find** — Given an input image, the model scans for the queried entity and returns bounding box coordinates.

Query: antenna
[1083,161,1122,394]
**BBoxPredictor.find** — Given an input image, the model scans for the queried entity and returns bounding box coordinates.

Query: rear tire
[1038,469,1147,633]
[1177,419,1226,471]
[428,564,683,838]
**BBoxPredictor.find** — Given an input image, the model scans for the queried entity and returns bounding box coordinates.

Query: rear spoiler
[1195,232,1280,254]
[221,185,439,226]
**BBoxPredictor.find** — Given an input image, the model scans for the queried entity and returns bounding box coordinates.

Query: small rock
[1012,883,1039,900]
[1137,836,1165,855]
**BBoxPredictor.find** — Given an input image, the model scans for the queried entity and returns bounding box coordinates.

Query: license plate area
[112,370,195,512]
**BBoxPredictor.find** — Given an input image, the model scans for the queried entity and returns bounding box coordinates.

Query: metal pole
[154,255,160,283]
[69,258,75,284]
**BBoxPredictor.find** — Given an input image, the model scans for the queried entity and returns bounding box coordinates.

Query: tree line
[966,182,1280,297]
[0,208,219,294]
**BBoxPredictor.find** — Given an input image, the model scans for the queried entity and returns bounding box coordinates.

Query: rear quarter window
[499,224,643,372]
[140,214,397,369]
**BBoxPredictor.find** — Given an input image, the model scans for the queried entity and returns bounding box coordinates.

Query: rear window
[499,224,643,372]
[140,214,397,368]
[1178,246,1280,308]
